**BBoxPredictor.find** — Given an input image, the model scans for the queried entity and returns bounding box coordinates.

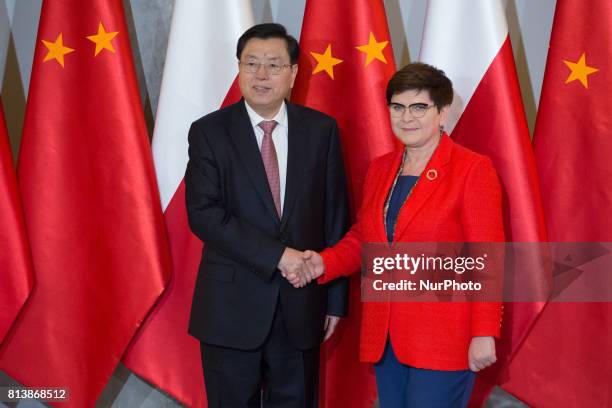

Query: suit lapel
[228,100,280,224]
[393,135,453,241]
[280,103,308,231]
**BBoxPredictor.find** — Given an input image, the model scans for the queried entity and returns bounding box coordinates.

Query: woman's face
[389,89,448,149]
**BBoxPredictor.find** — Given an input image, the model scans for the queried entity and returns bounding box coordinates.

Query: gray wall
[0,0,554,406]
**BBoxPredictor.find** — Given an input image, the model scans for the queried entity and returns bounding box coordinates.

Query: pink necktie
[258,120,281,217]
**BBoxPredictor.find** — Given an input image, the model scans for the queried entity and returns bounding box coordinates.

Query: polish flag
[419,0,547,405]
[0,98,33,345]
[122,1,252,406]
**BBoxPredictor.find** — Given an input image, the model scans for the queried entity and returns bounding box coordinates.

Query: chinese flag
[0,1,171,406]
[0,98,33,344]
[502,1,612,406]
[292,0,398,406]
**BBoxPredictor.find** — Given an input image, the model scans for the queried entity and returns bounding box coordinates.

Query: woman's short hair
[386,62,453,111]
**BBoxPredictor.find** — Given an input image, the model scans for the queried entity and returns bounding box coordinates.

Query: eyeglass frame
[388,102,436,118]
[238,60,296,75]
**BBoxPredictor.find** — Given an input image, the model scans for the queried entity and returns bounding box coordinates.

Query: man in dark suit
[185,23,349,407]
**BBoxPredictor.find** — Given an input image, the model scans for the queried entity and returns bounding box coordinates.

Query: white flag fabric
[152,0,254,210]
[419,0,507,133]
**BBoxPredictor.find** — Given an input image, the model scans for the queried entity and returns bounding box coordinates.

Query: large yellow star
[310,44,343,79]
[42,33,75,68]
[86,22,119,56]
[355,32,388,67]
[563,53,598,89]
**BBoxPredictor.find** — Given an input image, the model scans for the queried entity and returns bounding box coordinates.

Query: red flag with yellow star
[0,97,33,345]
[501,0,612,406]
[0,1,171,406]
[292,0,398,406]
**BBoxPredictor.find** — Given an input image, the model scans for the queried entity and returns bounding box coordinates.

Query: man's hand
[468,336,496,372]
[303,250,325,280]
[278,247,310,288]
[323,315,340,341]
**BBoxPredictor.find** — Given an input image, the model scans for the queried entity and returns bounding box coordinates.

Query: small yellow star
[42,33,75,68]
[355,32,388,67]
[86,22,119,56]
[563,53,598,89]
[310,44,343,79]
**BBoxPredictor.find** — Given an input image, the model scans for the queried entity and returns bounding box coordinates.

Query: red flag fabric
[0,1,171,406]
[0,98,33,344]
[417,1,548,405]
[121,2,252,406]
[292,0,398,406]
[502,1,612,406]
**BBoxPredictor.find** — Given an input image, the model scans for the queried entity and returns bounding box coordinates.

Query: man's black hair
[236,23,299,64]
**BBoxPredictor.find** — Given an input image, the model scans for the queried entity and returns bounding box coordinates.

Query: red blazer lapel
[371,148,404,243]
[392,135,453,242]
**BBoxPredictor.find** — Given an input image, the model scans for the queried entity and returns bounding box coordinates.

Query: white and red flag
[419,0,547,405]
[122,1,252,406]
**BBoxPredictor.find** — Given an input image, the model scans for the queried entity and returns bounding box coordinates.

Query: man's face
[238,37,298,118]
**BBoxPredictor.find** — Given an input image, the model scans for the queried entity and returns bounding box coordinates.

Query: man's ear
[289,64,299,88]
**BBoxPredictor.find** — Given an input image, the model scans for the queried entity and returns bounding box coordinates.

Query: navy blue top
[385,175,418,242]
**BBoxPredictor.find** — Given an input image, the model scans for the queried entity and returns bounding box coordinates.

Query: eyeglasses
[388,102,435,118]
[239,60,294,75]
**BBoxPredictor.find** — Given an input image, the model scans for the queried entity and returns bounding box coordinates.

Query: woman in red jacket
[293,63,504,407]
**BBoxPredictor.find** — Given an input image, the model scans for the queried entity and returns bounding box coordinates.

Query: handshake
[278,247,325,288]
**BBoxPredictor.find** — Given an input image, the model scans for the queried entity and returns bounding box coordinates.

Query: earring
[439,125,444,136]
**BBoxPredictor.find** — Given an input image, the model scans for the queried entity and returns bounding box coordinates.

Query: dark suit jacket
[185,99,349,350]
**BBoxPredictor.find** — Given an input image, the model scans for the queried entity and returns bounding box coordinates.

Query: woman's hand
[468,336,496,372]
[303,250,325,280]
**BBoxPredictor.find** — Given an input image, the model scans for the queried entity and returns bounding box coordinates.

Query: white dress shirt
[244,101,288,215]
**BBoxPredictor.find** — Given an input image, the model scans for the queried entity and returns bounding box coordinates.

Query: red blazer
[319,135,504,370]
